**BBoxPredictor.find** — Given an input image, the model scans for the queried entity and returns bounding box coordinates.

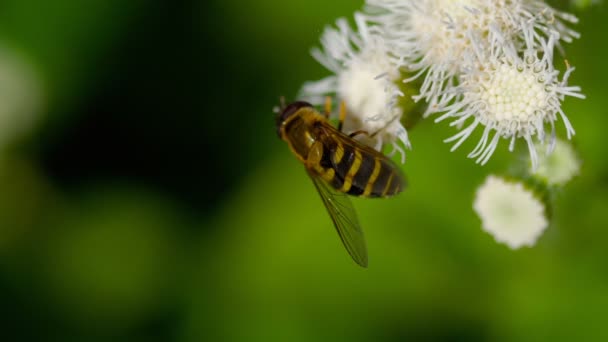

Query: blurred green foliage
[0,0,607,341]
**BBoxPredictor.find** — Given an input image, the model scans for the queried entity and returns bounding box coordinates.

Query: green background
[0,0,606,341]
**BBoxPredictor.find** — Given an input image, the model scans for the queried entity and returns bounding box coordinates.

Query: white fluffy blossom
[473,175,548,249]
[301,13,410,163]
[435,28,584,169]
[365,0,580,108]
[532,138,580,186]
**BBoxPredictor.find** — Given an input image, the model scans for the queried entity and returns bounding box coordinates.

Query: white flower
[473,175,548,249]
[435,29,585,169]
[364,0,580,109]
[300,13,410,163]
[532,138,580,186]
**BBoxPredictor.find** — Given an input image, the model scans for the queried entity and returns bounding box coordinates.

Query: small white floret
[532,138,581,186]
[473,175,548,249]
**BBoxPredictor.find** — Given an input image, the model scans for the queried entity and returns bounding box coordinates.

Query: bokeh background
[0,0,606,341]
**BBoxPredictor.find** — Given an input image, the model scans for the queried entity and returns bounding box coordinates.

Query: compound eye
[279,101,313,123]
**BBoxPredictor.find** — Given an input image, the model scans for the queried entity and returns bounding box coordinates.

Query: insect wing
[307,170,368,267]
[318,125,407,197]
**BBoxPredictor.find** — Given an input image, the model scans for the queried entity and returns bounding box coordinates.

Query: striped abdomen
[312,134,405,198]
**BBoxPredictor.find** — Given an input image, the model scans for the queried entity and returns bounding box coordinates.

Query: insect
[275,98,406,267]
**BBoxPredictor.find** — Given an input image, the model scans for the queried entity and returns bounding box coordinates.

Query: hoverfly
[275,98,406,267]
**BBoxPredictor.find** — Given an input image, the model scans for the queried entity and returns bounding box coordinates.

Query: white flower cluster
[300,1,586,251]
[301,13,410,162]
[301,0,584,168]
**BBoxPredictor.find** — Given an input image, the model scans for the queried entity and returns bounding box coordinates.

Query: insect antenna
[273,96,287,117]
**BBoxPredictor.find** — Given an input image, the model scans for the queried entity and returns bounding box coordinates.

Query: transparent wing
[307,170,368,267]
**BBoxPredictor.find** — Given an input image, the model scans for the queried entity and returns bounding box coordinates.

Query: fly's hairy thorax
[281,109,322,163]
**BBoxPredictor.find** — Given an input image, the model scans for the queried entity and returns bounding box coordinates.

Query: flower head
[435,30,585,169]
[300,13,410,162]
[532,138,580,186]
[365,0,580,109]
[473,175,548,249]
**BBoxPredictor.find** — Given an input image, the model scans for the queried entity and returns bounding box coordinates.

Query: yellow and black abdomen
[277,102,405,199]
[316,132,405,198]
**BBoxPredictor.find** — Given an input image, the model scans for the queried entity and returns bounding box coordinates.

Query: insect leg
[323,96,332,119]
[338,101,347,132]
[348,130,370,138]
[369,114,400,137]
